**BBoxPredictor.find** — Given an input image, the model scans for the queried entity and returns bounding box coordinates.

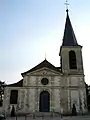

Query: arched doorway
[39,91,50,112]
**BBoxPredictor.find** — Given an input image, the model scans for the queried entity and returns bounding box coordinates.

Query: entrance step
[26,112,60,117]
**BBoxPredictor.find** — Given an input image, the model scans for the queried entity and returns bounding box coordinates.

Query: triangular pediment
[21,59,61,77]
[26,67,62,76]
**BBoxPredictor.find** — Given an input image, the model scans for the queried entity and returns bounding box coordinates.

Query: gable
[26,67,62,76]
[21,59,61,77]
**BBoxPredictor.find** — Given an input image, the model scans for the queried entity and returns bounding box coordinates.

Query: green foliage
[0,81,6,106]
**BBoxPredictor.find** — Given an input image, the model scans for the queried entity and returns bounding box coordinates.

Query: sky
[0,0,90,84]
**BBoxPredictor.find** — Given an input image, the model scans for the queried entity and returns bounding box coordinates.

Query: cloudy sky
[0,0,90,84]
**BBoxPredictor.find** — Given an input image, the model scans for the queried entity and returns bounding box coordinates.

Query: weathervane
[65,0,69,12]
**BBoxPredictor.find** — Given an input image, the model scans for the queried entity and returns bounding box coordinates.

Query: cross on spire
[65,0,69,12]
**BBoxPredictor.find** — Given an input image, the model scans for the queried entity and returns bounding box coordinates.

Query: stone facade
[3,67,87,115]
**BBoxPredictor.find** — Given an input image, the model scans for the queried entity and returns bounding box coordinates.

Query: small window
[10,90,18,104]
[69,51,77,69]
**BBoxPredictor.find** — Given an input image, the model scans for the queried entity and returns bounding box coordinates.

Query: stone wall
[2,68,87,115]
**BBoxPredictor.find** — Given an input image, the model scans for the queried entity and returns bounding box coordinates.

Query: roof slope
[21,59,61,76]
[6,79,23,87]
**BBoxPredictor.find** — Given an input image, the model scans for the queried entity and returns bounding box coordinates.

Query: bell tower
[59,10,84,75]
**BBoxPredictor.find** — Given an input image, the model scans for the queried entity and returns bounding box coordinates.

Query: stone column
[35,77,39,112]
[26,88,30,112]
[59,77,61,113]
[68,77,72,112]
[21,89,24,110]
[68,89,70,111]
[80,90,85,112]
[22,89,26,113]
[37,89,40,112]
[35,88,38,112]
[50,88,54,112]
[50,76,54,112]
[5,88,10,115]
[59,88,61,113]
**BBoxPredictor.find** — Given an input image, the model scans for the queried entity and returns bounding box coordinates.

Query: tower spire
[62,4,80,46]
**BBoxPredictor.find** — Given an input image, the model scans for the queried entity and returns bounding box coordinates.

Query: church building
[2,10,87,115]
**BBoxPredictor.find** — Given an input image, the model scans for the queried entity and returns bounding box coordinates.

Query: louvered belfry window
[10,90,18,104]
[69,50,77,69]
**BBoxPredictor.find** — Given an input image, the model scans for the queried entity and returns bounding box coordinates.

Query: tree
[0,81,6,106]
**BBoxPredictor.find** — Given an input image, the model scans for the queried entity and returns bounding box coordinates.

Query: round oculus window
[41,78,49,85]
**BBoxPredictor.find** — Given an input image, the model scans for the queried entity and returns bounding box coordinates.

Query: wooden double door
[39,91,50,112]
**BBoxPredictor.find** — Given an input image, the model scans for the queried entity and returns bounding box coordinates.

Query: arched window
[69,51,77,69]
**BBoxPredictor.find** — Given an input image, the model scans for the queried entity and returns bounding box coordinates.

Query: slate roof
[62,10,80,46]
[21,59,61,76]
[6,79,23,87]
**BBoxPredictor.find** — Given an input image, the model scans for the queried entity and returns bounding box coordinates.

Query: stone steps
[6,116,90,120]
[24,112,60,117]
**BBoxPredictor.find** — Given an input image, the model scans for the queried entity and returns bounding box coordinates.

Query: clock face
[41,78,49,85]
